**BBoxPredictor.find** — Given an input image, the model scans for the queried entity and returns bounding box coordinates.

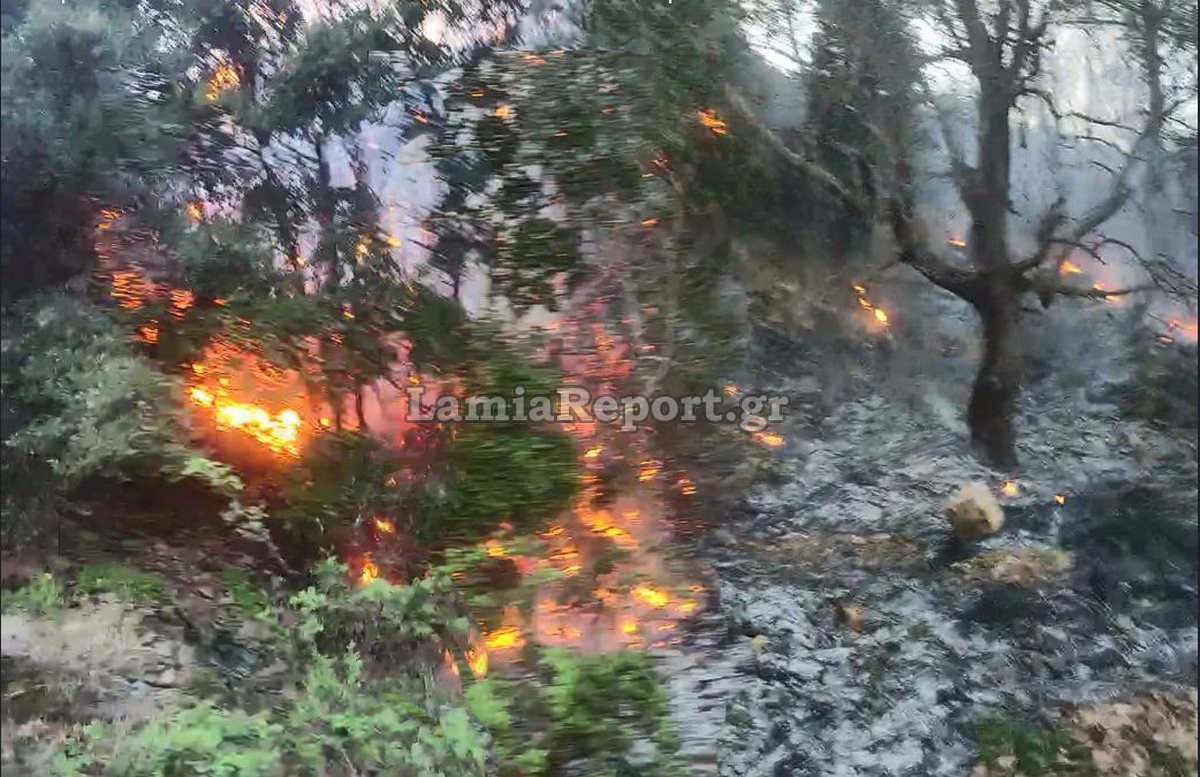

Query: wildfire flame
[1001,480,1020,498]
[206,63,240,101]
[752,431,785,447]
[1060,260,1083,275]
[697,109,728,136]
[851,282,891,331]
[948,236,967,248]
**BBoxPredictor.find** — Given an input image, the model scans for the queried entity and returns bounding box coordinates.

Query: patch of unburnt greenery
[974,714,1093,776]
[466,647,682,777]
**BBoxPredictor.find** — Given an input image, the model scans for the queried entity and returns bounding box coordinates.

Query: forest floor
[704,270,1198,777]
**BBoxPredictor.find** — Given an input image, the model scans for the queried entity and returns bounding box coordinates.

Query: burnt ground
[700,275,1198,776]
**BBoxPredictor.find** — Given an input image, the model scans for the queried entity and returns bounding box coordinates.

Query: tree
[732,0,1198,467]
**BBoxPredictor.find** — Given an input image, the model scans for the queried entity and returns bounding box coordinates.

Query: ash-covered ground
[703,277,1198,777]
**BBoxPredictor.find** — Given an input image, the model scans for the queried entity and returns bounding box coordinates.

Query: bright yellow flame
[483,626,523,651]
[873,308,890,326]
[1060,260,1083,275]
[374,517,395,534]
[1054,494,1067,505]
[632,585,670,608]
[752,432,785,447]
[358,556,380,585]
[584,445,604,459]
[948,236,967,248]
[1001,480,1020,497]
[485,539,507,558]
[206,63,240,100]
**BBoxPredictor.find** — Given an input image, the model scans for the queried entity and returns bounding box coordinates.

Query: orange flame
[752,431,785,447]
[1001,480,1020,498]
[1060,260,1083,275]
[358,556,380,585]
[206,63,240,100]
[697,109,727,136]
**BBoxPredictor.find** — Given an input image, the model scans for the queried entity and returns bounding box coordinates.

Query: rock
[944,482,1004,541]
[832,601,866,631]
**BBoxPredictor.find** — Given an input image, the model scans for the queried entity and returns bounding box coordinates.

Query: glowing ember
[1054,494,1067,505]
[137,325,159,344]
[637,460,662,482]
[169,288,194,319]
[1001,480,1020,498]
[641,218,659,227]
[676,476,696,496]
[697,109,727,135]
[185,201,204,224]
[632,585,670,608]
[752,431,785,447]
[1165,317,1199,342]
[110,269,153,311]
[584,445,604,459]
[722,384,739,397]
[851,282,891,330]
[373,517,395,535]
[1060,260,1083,275]
[206,63,240,100]
[948,236,967,248]
[485,539,507,558]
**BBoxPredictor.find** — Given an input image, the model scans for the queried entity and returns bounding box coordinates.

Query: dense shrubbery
[0,298,244,544]
[46,559,677,777]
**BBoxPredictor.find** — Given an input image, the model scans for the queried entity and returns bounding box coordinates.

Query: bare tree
[731,0,1197,468]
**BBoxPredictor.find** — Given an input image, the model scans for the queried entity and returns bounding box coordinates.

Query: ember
[1060,260,1083,275]
[851,282,891,330]
[752,431,785,447]
[1001,480,1020,498]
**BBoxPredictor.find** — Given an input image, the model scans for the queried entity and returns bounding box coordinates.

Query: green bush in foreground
[54,652,490,777]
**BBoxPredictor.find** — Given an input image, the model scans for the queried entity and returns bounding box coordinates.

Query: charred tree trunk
[967,280,1022,468]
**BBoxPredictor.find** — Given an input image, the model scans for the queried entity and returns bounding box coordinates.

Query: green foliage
[54,652,489,777]
[437,424,579,542]
[220,567,273,620]
[0,298,242,496]
[1,572,65,616]
[0,0,190,300]
[288,559,473,669]
[974,715,1081,776]
[74,562,170,606]
[465,649,680,777]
